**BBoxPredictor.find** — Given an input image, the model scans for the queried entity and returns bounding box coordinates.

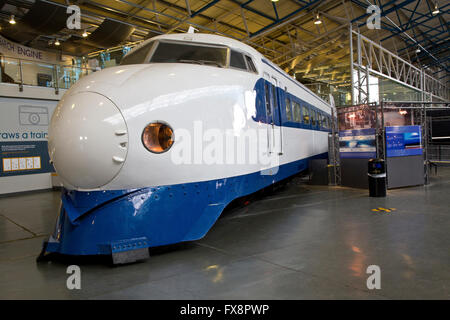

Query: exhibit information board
[0,97,56,177]
[339,128,377,159]
[385,125,422,157]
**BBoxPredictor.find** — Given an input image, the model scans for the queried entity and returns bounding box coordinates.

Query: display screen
[339,128,377,159]
[385,125,422,157]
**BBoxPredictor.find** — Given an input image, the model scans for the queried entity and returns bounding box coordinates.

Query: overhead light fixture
[314,13,322,25]
[399,109,407,115]
[54,39,60,46]
[432,3,440,15]
[415,47,421,53]
[9,15,16,25]
[271,0,279,2]
[82,30,88,37]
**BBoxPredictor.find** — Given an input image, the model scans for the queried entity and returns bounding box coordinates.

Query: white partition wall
[0,83,66,195]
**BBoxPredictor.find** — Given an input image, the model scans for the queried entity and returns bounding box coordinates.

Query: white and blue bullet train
[41,33,334,260]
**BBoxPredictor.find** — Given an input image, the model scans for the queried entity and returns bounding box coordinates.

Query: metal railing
[428,145,450,163]
[0,55,96,94]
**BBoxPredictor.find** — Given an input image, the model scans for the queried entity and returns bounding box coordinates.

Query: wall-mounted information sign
[385,125,422,157]
[0,97,56,177]
[339,128,377,159]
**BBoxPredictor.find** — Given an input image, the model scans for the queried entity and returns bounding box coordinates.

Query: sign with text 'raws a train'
[0,34,59,63]
[0,97,57,176]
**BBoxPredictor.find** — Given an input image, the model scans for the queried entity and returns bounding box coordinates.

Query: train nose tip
[48,92,128,189]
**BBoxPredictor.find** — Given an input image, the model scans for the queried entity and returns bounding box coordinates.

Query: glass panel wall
[21,60,54,87]
[0,55,95,90]
[379,78,421,102]
[1,57,21,84]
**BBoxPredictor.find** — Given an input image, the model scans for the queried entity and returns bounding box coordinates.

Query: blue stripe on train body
[46,153,327,256]
[46,76,331,256]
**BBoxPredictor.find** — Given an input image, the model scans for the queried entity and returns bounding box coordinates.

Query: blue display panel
[385,125,422,157]
[339,128,377,159]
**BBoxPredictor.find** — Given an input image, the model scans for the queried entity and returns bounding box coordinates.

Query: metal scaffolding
[380,101,450,184]
[337,101,450,186]
[328,107,341,186]
[350,27,450,105]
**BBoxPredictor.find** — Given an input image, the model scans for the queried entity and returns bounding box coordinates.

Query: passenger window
[230,51,247,70]
[311,110,316,126]
[293,102,301,123]
[302,105,310,124]
[245,55,257,73]
[285,96,292,121]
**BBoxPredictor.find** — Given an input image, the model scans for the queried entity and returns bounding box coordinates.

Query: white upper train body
[49,33,333,191]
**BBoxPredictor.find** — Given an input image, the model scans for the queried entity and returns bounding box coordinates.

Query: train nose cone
[48,92,128,189]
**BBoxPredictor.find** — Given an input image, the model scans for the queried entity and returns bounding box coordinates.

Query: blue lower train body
[44,153,327,256]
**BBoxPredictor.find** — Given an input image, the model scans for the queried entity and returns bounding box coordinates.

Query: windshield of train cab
[149,41,228,67]
[120,41,155,65]
[120,40,228,68]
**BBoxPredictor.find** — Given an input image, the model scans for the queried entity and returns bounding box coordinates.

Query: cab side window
[230,50,247,70]
[245,55,257,73]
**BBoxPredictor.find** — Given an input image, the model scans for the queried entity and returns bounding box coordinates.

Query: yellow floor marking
[372,207,397,213]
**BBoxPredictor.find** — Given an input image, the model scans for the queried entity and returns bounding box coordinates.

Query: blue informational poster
[385,125,422,157]
[339,128,377,159]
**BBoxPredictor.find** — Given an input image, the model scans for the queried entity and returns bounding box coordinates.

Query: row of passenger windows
[285,96,331,129]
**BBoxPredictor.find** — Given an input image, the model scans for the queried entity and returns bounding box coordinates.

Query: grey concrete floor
[1,168,450,299]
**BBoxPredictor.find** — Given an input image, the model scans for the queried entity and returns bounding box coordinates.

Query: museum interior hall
[0,0,449,301]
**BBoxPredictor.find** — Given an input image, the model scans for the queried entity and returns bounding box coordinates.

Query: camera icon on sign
[19,106,49,126]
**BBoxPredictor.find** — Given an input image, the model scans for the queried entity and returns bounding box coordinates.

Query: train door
[275,81,283,155]
[263,72,274,155]
[263,73,283,157]
[270,76,282,156]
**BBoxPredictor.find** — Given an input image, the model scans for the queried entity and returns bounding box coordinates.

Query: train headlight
[142,122,174,153]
